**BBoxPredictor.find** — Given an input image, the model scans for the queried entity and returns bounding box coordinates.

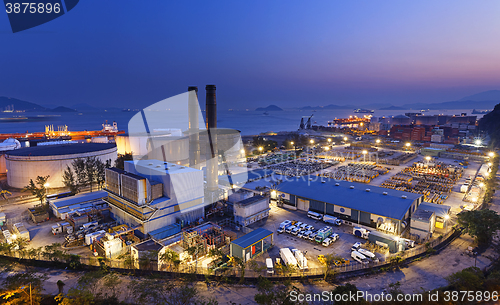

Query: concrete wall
[6,147,117,189]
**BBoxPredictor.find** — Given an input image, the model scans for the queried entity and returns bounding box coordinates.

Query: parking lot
[246,204,385,271]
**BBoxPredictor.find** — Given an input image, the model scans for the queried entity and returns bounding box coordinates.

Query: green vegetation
[457,209,500,245]
[114,152,133,170]
[479,103,500,147]
[254,276,305,305]
[330,283,368,305]
[24,175,50,204]
[63,157,111,193]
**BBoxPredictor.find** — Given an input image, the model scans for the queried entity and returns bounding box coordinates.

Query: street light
[258,146,263,154]
[362,150,367,162]
[479,182,485,188]
[376,139,381,144]
[425,156,431,161]
[405,143,411,148]
[444,214,450,220]
[489,152,495,157]
[488,162,492,167]
[310,139,315,144]
[475,139,482,146]
[343,136,348,141]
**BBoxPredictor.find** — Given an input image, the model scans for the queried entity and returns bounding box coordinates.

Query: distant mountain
[380,105,405,110]
[459,90,500,102]
[49,106,77,112]
[255,105,283,111]
[299,104,352,110]
[0,96,46,111]
[71,103,101,111]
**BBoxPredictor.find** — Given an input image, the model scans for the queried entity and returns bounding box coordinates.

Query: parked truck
[292,249,308,270]
[12,223,30,241]
[323,215,341,226]
[315,226,333,243]
[279,248,298,267]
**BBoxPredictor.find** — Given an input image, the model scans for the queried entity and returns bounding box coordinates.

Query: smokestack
[206,85,218,192]
[188,86,200,168]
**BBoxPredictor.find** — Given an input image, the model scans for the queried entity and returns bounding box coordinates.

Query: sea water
[0,108,482,136]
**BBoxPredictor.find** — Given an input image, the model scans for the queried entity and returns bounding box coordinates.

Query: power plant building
[104,160,205,235]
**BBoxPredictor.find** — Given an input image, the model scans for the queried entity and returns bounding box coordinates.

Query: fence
[1,226,458,280]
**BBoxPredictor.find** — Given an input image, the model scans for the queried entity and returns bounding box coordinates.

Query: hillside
[478,102,500,147]
[255,105,283,111]
[0,96,46,111]
[49,106,77,112]
[459,90,500,102]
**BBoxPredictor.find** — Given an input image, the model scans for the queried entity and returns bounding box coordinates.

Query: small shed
[410,209,435,241]
[418,202,451,229]
[230,228,273,262]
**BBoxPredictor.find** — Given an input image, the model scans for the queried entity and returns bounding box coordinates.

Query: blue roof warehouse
[273,178,425,236]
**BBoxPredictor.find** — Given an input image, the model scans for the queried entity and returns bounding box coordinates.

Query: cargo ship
[0,121,124,141]
[353,108,374,113]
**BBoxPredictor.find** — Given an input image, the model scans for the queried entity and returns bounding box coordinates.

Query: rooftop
[237,195,267,206]
[126,160,201,174]
[218,169,274,186]
[133,239,163,252]
[418,202,451,218]
[6,143,116,156]
[276,178,422,220]
[49,190,108,209]
[231,227,273,249]
[412,209,434,221]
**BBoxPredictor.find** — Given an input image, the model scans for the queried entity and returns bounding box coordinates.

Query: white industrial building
[104,159,205,235]
[5,143,117,188]
[233,195,270,227]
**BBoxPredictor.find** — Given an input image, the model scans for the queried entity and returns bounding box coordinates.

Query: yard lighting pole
[303,251,307,277]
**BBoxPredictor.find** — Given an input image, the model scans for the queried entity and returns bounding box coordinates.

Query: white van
[358,249,378,263]
[307,211,323,220]
[322,237,333,247]
[351,251,369,265]
[266,258,274,274]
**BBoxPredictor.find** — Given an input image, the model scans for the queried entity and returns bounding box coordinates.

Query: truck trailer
[323,215,341,226]
[279,248,298,267]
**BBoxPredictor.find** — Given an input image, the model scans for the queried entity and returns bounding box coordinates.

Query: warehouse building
[5,143,117,188]
[104,159,205,235]
[274,179,424,236]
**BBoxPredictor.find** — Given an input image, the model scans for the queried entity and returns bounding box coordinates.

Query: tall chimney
[206,85,218,193]
[188,86,200,168]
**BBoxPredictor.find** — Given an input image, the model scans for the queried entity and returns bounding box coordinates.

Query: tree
[160,248,180,271]
[479,103,500,147]
[24,175,50,204]
[85,156,98,192]
[254,276,305,305]
[114,153,133,170]
[72,158,87,190]
[457,209,500,245]
[62,165,79,194]
[0,272,47,305]
[446,267,485,291]
[228,256,246,284]
[330,283,368,305]
[95,159,108,190]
